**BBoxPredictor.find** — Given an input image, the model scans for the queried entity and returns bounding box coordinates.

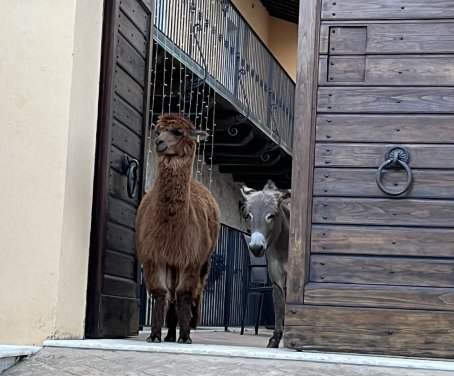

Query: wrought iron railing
[153,0,295,154]
[139,224,270,328]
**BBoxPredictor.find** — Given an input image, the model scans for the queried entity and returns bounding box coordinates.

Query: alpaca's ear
[241,185,256,198]
[264,180,277,191]
[189,129,209,142]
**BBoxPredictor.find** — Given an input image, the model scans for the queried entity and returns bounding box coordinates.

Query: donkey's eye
[172,129,183,137]
[266,213,275,221]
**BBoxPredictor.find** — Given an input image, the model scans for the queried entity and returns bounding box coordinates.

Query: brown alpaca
[136,114,220,344]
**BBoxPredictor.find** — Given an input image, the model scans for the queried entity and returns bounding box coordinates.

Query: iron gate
[139,224,267,328]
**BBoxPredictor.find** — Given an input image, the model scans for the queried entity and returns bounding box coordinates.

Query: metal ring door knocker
[122,154,140,198]
[376,146,413,196]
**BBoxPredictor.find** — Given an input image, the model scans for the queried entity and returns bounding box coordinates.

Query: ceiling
[260,0,299,24]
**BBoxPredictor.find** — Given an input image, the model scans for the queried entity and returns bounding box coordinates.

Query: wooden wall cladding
[321,0,454,20]
[319,55,454,85]
[285,305,454,358]
[316,115,454,143]
[312,225,454,257]
[317,87,454,113]
[304,283,454,311]
[320,22,454,54]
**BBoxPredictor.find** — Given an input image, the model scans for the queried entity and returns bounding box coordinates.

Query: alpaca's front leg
[144,264,167,343]
[176,268,199,344]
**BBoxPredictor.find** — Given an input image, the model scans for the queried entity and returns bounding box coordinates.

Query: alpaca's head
[154,114,208,158]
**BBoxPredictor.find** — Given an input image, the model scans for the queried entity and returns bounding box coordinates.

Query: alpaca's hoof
[177,335,192,344]
[146,334,161,343]
[164,335,176,342]
[267,337,280,348]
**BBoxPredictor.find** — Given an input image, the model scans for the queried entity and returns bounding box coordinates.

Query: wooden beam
[285,0,321,306]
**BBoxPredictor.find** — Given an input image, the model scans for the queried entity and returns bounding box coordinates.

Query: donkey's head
[241,180,291,257]
[154,114,208,157]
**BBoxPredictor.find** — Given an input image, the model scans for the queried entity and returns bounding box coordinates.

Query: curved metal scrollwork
[122,154,140,199]
[376,146,412,196]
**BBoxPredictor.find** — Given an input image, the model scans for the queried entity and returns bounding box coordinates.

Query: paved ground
[5,347,454,376]
[4,327,454,375]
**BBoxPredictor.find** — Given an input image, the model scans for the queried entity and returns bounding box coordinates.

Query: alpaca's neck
[153,154,194,214]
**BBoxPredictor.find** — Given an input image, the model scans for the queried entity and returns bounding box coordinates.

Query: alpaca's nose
[155,138,163,146]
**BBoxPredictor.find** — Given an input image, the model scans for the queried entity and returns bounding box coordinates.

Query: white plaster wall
[0,0,103,345]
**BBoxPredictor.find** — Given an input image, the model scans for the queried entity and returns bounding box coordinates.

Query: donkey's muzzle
[248,232,266,257]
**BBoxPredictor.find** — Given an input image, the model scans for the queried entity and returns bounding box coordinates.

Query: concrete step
[0,345,40,374]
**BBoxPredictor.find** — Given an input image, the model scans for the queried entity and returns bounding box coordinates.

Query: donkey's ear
[189,129,209,142]
[241,185,256,198]
[278,189,291,204]
[264,180,278,191]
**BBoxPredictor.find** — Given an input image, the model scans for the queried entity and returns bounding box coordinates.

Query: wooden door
[85,0,153,338]
[285,0,454,357]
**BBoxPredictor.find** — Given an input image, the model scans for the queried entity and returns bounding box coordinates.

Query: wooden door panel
[316,115,454,143]
[321,0,454,20]
[318,87,454,113]
[117,9,147,57]
[310,255,454,287]
[286,305,454,357]
[320,22,454,55]
[314,168,454,198]
[304,283,454,311]
[313,197,454,227]
[116,33,146,85]
[315,144,454,168]
[311,225,454,257]
[105,222,136,256]
[319,55,454,85]
[114,69,144,113]
[86,0,153,339]
[113,96,143,137]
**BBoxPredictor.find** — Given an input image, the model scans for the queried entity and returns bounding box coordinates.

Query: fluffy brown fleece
[136,114,220,344]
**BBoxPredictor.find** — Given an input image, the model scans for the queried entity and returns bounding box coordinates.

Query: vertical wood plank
[286,0,321,306]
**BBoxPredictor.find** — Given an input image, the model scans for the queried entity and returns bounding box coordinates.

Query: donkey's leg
[143,263,168,343]
[176,267,200,344]
[266,257,287,348]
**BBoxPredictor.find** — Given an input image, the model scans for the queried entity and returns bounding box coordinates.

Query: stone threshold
[0,345,41,373]
[43,339,454,372]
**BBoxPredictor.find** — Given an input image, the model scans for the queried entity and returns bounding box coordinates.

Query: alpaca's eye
[172,129,183,137]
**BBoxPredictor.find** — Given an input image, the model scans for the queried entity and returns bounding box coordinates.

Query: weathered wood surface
[116,33,146,86]
[314,168,454,198]
[103,275,137,298]
[322,0,454,20]
[107,197,137,230]
[105,222,136,255]
[313,197,454,227]
[286,0,321,305]
[310,255,454,287]
[320,55,454,85]
[99,295,139,337]
[111,121,142,160]
[316,115,454,143]
[312,225,454,257]
[119,0,150,36]
[118,8,147,56]
[320,22,454,54]
[285,305,454,358]
[113,96,143,136]
[114,68,144,113]
[318,87,454,113]
[108,168,140,206]
[304,283,454,311]
[104,250,136,279]
[315,144,454,168]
